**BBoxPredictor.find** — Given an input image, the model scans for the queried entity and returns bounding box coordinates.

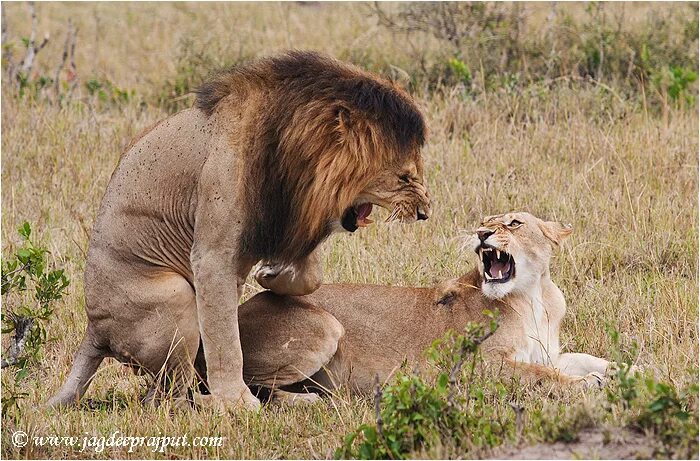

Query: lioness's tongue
[356,203,374,227]
[489,261,511,278]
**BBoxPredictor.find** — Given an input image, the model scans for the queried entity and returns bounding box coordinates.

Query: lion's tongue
[489,260,511,278]
[356,203,374,227]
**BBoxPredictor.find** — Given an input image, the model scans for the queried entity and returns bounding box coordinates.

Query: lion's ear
[538,221,573,246]
[336,105,353,134]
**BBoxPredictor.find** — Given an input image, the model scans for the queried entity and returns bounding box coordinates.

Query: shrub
[335,313,513,459]
[1,222,69,419]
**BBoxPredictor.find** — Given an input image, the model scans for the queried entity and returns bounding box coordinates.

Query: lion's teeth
[485,272,493,280]
[498,270,503,278]
[496,250,501,259]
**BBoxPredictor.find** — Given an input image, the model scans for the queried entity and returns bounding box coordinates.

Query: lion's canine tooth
[485,272,493,280]
[498,270,503,279]
[496,250,501,259]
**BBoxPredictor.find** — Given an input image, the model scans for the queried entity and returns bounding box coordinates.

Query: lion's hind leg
[269,389,321,406]
[88,266,201,409]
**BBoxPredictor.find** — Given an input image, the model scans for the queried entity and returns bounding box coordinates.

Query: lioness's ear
[539,221,573,246]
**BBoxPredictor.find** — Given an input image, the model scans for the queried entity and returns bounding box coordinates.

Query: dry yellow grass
[1,2,697,459]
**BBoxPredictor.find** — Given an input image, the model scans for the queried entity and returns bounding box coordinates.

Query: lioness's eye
[399,174,410,183]
[508,219,523,227]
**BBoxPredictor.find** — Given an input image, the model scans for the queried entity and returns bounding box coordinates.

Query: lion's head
[467,212,572,299]
[196,51,431,263]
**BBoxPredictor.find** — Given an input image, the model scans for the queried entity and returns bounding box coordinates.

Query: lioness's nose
[477,229,494,242]
[417,207,429,221]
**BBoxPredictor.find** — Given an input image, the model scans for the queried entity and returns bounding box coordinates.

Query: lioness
[48,51,431,411]
[231,212,611,400]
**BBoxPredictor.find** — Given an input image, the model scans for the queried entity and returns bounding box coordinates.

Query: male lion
[48,51,431,411]
[231,212,616,402]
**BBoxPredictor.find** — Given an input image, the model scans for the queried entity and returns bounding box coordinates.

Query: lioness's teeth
[485,272,493,280]
[498,270,503,278]
[496,250,501,259]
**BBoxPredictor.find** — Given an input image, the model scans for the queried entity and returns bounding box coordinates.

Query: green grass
[1,2,698,459]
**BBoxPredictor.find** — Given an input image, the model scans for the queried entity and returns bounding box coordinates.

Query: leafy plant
[336,313,511,459]
[447,58,472,87]
[1,222,69,417]
[85,78,136,105]
[603,326,698,458]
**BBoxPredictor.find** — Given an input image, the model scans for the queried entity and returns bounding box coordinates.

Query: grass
[1,2,698,459]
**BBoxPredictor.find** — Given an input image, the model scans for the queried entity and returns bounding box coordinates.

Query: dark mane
[195,50,426,151]
[195,51,427,263]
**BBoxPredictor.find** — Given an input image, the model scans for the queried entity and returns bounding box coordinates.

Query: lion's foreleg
[191,248,260,411]
[255,247,323,296]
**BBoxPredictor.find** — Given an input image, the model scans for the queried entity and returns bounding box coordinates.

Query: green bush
[336,313,512,459]
[1,222,69,419]
[604,326,699,459]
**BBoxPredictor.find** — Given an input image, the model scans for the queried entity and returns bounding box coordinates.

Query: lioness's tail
[46,334,105,408]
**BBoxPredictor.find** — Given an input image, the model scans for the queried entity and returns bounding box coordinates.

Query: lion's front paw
[578,371,606,389]
[192,389,261,414]
[254,264,282,289]
[253,263,319,296]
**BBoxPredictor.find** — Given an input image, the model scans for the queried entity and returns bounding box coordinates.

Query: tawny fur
[236,212,612,397]
[47,51,431,411]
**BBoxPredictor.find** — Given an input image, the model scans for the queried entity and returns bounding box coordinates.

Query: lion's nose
[477,229,494,242]
[417,207,429,221]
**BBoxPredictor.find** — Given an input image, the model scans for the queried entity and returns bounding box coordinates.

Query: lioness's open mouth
[341,203,374,232]
[478,246,515,283]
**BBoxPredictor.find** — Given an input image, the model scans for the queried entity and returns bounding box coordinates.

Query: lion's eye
[508,219,523,228]
[399,174,410,183]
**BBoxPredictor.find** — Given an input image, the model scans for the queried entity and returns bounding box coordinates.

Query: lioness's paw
[578,371,606,389]
[605,362,643,379]
[192,391,261,414]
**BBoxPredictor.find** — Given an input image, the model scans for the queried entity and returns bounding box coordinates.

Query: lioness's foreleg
[555,352,610,377]
[254,247,323,296]
[503,357,605,388]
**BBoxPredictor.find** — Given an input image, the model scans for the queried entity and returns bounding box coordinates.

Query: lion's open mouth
[478,246,515,283]
[341,203,374,232]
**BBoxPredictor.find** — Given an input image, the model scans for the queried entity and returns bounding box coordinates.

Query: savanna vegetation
[1,2,698,459]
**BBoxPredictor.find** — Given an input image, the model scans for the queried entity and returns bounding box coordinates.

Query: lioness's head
[469,212,572,299]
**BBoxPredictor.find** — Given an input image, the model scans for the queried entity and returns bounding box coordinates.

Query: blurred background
[2,2,698,112]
